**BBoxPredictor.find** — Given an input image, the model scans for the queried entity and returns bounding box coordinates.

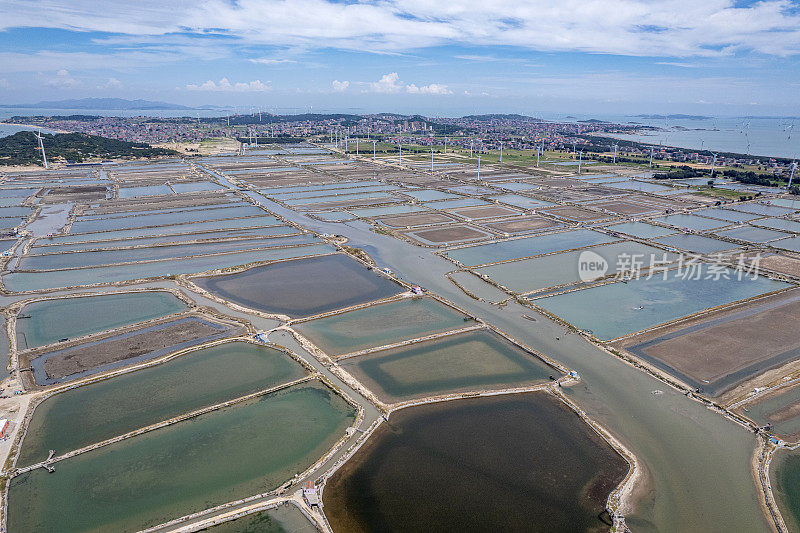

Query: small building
[303,481,320,509]
[0,419,9,439]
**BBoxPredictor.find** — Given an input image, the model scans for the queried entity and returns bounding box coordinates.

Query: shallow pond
[18,341,307,465]
[196,254,402,317]
[295,297,473,355]
[8,381,354,532]
[340,328,553,402]
[324,392,628,532]
[16,291,187,350]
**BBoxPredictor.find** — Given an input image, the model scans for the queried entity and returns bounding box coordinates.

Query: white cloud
[249,58,296,64]
[186,77,270,92]
[98,77,122,89]
[45,69,81,88]
[407,83,452,95]
[369,72,403,93]
[656,61,700,68]
[331,80,350,92]
[2,0,799,57]
[365,73,451,95]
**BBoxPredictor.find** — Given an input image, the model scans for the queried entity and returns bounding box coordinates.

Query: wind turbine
[35,130,48,169]
[431,144,434,171]
[788,160,797,189]
[578,150,583,173]
[499,141,503,163]
[477,154,481,181]
[372,140,376,160]
[613,144,618,165]
[649,147,654,169]
[710,152,718,178]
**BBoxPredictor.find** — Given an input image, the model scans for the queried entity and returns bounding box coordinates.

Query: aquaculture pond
[68,205,269,234]
[604,221,676,239]
[716,226,789,243]
[324,392,629,532]
[445,229,618,267]
[347,204,427,217]
[20,234,319,270]
[340,329,553,403]
[15,291,187,350]
[772,451,800,533]
[205,505,317,533]
[535,271,791,340]
[476,241,676,293]
[196,254,402,317]
[7,381,355,533]
[652,233,736,254]
[295,297,473,356]
[653,213,729,231]
[30,225,299,254]
[742,382,800,441]
[3,244,336,292]
[694,208,762,223]
[18,342,307,465]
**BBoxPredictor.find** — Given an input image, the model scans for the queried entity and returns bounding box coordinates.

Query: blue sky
[1,0,799,116]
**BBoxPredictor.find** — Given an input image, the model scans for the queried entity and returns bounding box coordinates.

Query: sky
[1,0,799,116]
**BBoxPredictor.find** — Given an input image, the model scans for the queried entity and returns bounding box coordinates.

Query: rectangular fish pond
[15,291,187,350]
[444,229,618,267]
[3,244,337,292]
[17,341,307,465]
[339,328,554,403]
[24,315,241,386]
[535,270,791,340]
[295,297,475,356]
[7,381,355,533]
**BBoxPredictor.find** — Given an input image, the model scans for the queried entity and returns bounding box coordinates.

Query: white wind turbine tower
[35,130,49,169]
[649,147,654,169]
[788,160,796,189]
[578,150,583,173]
[613,144,618,164]
[710,152,718,178]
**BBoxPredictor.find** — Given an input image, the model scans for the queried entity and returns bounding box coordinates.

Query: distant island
[0,131,177,166]
[633,114,712,120]
[0,98,193,110]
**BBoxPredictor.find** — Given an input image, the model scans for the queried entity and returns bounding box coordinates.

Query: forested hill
[0,131,177,166]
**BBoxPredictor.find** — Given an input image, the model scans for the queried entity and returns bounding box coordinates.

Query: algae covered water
[324,392,628,532]
[16,291,186,349]
[8,381,355,532]
[17,342,308,465]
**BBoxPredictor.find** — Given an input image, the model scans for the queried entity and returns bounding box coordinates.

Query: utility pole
[431,144,434,171]
[399,141,402,164]
[536,145,540,167]
[470,139,473,158]
[499,141,503,163]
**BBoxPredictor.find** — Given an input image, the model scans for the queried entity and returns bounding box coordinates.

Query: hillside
[0,131,178,166]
